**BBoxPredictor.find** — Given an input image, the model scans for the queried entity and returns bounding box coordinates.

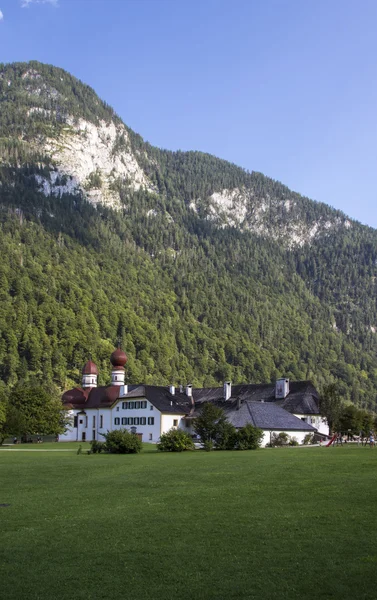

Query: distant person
[13,437,17,445]
[369,432,375,448]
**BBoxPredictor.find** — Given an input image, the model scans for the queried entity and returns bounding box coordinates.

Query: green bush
[157,428,195,452]
[234,424,264,450]
[270,432,290,447]
[203,440,214,452]
[102,429,142,454]
[303,434,314,445]
[289,437,299,446]
[213,420,238,450]
[90,440,105,454]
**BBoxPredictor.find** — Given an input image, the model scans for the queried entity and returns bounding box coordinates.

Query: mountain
[1,60,377,410]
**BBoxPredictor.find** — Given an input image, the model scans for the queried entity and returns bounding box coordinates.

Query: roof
[193,381,320,415]
[62,384,190,414]
[227,401,317,431]
[82,360,98,375]
[61,380,320,420]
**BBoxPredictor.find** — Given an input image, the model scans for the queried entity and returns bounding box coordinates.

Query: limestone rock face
[35,117,152,207]
[0,62,353,246]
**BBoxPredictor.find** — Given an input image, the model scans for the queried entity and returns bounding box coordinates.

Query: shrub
[102,429,142,454]
[235,424,264,450]
[289,437,299,446]
[194,403,229,446]
[157,428,195,452]
[303,433,314,445]
[76,444,82,455]
[213,420,238,450]
[90,440,105,454]
[270,432,290,447]
[203,440,214,452]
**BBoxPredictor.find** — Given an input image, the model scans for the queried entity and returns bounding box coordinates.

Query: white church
[60,348,329,446]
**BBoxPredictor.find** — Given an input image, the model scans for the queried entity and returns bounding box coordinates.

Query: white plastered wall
[294,414,329,436]
[262,429,315,447]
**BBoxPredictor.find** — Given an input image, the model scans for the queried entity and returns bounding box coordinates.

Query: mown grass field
[1,446,377,600]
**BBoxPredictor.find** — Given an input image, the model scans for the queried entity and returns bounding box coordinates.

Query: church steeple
[82,360,98,388]
[110,347,128,386]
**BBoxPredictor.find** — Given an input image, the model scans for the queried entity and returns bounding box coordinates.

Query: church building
[60,348,329,445]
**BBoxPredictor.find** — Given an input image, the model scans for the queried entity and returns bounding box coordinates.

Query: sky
[1,0,377,226]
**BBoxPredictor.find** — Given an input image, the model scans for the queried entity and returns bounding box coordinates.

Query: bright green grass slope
[1,447,377,600]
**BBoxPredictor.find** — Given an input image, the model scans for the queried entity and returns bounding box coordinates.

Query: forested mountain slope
[1,61,377,409]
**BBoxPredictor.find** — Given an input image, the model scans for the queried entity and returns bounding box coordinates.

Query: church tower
[110,347,128,386]
[82,360,98,388]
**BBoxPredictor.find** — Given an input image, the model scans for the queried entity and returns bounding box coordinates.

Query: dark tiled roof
[228,402,316,431]
[193,381,320,415]
[62,380,319,420]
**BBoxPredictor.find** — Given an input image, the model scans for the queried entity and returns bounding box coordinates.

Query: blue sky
[1,0,377,226]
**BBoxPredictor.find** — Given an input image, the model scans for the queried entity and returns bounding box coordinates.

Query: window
[150,404,153,410]
[128,418,134,426]
[121,418,127,425]
[73,416,78,428]
[140,417,146,425]
[134,417,140,426]
[114,418,120,425]
[149,433,152,441]
[100,415,103,428]
[85,416,88,427]
[148,417,154,425]
[122,402,127,409]
[173,420,178,427]
[141,401,147,409]
[185,420,190,428]
[135,401,140,409]
[130,402,135,409]
[92,415,96,428]
[116,406,120,412]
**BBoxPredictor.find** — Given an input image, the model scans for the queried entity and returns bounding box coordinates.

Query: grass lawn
[1,446,377,600]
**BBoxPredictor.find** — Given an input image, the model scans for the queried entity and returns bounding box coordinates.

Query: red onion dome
[82,360,99,375]
[110,348,128,369]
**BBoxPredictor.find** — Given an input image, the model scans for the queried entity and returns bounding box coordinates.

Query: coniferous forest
[1,61,377,410]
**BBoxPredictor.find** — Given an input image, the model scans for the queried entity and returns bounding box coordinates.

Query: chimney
[189,394,195,416]
[224,381,232,401]
[236,397,241,410]
[121,384,128,396]
[186,384,192,397]
[275,378,289,399]
[169,385,175,396]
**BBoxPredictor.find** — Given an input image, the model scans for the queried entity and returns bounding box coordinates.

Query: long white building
[60,348,329,445]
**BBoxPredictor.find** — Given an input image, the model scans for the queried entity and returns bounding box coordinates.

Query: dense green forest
[1,61,377,410]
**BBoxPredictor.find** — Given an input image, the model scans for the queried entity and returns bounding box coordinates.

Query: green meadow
[1,446,377,600]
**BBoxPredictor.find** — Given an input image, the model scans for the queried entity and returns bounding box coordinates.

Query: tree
[193,403,230,448]
[157,428,195,452]
[339,404,362,435]
[5,382,69,439]
[320,384,343,432]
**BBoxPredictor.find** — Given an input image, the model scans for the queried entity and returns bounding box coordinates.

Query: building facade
[60,352,329,445]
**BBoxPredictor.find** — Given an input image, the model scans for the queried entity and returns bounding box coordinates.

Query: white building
[60,350,329,445]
